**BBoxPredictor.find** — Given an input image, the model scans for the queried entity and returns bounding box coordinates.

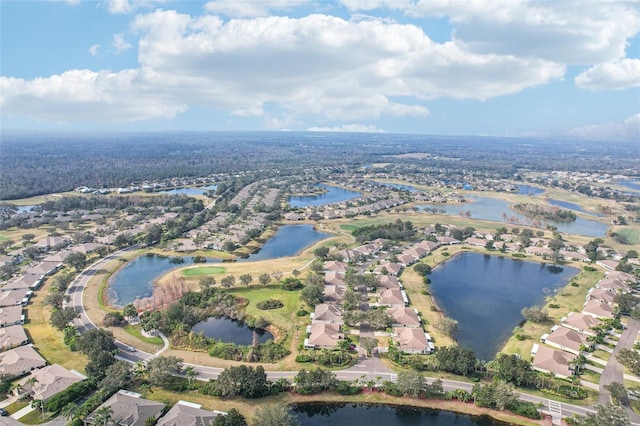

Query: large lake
[547,199,603,217]
[289,184,361,207]
[108,255,219,307]
[160,184,218,196]
[418,195,608,237]
[517,184,545,195]
[240,225,330,261]
[430,252,578,361]
[292,403,508,426]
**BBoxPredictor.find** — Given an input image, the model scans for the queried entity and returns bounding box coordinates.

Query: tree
[184,365,198,385]
[44,291,67,310]
[605,382,629,406]
[215,365,270,398]
[22,233,36,245]
[100,361,132,392]
[239,273,253,287]
[92,406,114,426]
[360,337,378,357]
[395,371,426,398]
[521,305,549,323]
[300,283,324,307]
[221,275,236,288]
[570,403,628,426]
[314,246,329,259]
[64,251,87,271]
[50,307,80,330]
[614,293,638,315]
[76,328,117,357]
[252,404,300,426]
[617,348,640,376]
[434,317,458,338]
[494,354,531,386]
[60,402,78,421]
[222,241,237,252]
[364,309,392,330]
[123,303,138,320]
[271,270,283,282]
[435,346,477,376]
[258,273,271,286]
[212,408,247,426]
[147,355,183,387]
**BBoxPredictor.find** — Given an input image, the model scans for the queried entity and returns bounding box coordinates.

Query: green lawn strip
[229,284,301,330]
[4,400,29,414]
[615,227,640,245]
[182,266,226,276]
[17,408,48,425]
[123,324,163,346]
[581,369,601,384]
[590,350,611,362]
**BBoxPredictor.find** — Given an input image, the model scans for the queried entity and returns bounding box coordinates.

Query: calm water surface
[191,317,273,345]
[418,195,608,237]
[161,184,218,195]
[240,225,330,261]
[293,403,508,426]
[289,184,361,207]
[547,199,602,217]
[108,255,219,307]
[430,252,578,361]
[517,185,545,195]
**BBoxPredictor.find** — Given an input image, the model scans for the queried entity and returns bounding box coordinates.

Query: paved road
[597,316,640,423]
[68,248,640,425]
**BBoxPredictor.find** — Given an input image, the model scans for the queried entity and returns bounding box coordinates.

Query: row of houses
[531,270,637,379]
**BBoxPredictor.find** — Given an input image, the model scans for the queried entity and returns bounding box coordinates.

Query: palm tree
[133,361,148,379]
[184,366,197,385]
[60,402,78,421]
[138,383,152,397]
[92,406,114,426]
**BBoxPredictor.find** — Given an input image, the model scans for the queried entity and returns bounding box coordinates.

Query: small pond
[430,252,578,361]
[417,195,608,237]
[240,225,330,262]
[616,180,640,193]
[191,317,273,345]
[108,254,220,307]
[292,403,508,426]
[289,184,361,207]
[547,199,603,217]
[16,205,36,213]
[517,184,545,196]
[161,184,218,196]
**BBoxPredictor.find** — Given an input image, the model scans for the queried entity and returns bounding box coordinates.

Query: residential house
[43,250,72,263]
[587,288,616,305]
[0,289,31,307]
[16,364,85,402]
[596,260,619,271]
[157,401,225,426]
[311,304,343,324]
[560,312,601,336]
[0,345,46,377]
[0,305,25,327]
[324,272,346,287]
[395,254,418,267]
[25,261,62,277]
[323,285,346,304]
[436,236,459,245]
[0,325,29,351]
[606,271,636,284]
[559,250,590,262]
[377,275,402,290]
[596,278,631,294]
[393,328,434,354]
[465,238,487,247]
[84,390,166,426]
[4,274,43,291]
[387,307,421,328]
[531,344,576,379]
[304,323,342,349]
[582,300,615,320]
[323,261,347,274]
[541,326,591,355]
[373,262,403,276]
[525,247,553,256]
[378,288,407,307]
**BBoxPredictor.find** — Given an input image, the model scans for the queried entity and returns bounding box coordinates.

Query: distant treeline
[1,131,638,200]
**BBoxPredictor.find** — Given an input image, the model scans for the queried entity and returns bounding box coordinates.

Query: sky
[1,0,639,140]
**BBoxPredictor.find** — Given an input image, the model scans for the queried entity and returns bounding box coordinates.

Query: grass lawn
[591,350,611,362]
[4,400,28,414]
[182,266,227,276]
[123,324,164,346]
[613,227,640,245]
[18,408,48,425]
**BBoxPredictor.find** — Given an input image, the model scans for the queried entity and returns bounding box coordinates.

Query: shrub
[296,309,309,317]
[335,381,362,395]
[570,282,580,287]
[295,354,313,363]
[549,303,560,309]
[256,299,284,310]
[103,312,127,327]
[281,277,303,291]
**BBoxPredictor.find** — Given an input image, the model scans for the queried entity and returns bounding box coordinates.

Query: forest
[1,130,639,199]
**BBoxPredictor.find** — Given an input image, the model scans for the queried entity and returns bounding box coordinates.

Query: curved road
[67,249,638,425]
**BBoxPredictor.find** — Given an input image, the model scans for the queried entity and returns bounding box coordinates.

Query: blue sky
[1,0,639,139]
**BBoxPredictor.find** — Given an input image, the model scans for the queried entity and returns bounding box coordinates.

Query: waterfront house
[84,390,166,426]
[157,401,225,426]
[531,344,575,379]
[387,307,421,328]
[393,328,434,354]
[541,325,592,355]
[582,300,615,320]
[560,312,601,336]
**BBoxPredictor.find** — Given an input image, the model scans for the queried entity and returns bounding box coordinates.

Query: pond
[108,255,220,307]
[517,184,545,196]
[191,317,273,345]
[292,403,508,426]
[616,180,640,193]
[289,184,361,207]
[429,252,578,361]
[16,205,35,213]
[160,184,218,196]
[547,199,603,217]
[417,195,608,237]
[240,225,331,262]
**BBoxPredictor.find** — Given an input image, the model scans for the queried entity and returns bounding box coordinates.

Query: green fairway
[339,224,359,231]
[616,227,640,245]
[182,266,227,276]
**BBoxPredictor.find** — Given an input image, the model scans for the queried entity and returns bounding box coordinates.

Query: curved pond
[547,198,603,217]
[108,255,220,307]
[191,317,273,345]
[430,252,578,361]
[292,403,508,426]
[616,179,640,193]
[240,225,330,262]
[161,184,218,196]
[417,195,608,237]
[517,184,545,196]
[289,184,361,207]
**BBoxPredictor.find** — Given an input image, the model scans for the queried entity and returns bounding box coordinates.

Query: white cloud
[204,0,308,18]
[344,0,640,65]
[568,113,640,141]
[88,44,100,56]
[112,33,132,54]
[575,59,640,91]
[103,0,164,14]
[308,124,385,133]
